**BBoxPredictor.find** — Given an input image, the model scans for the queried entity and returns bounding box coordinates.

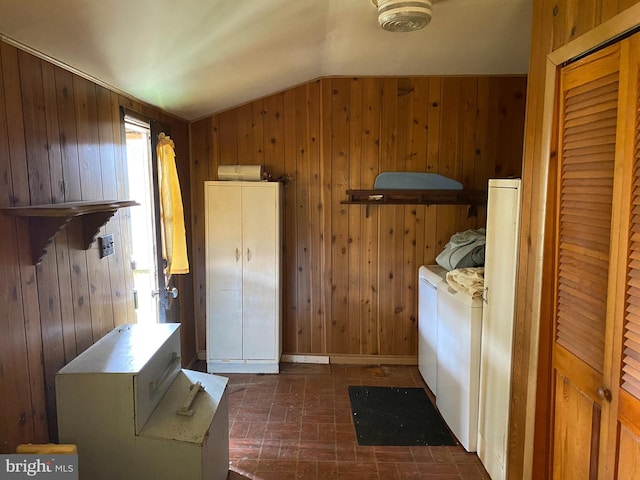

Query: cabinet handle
[247,248,251,262]
[597,386,612,402]
[151,352,180,394]
[235,248,240,262]
[176,381,205,417]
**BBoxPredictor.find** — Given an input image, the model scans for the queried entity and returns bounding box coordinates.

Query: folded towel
[446,267,485,298]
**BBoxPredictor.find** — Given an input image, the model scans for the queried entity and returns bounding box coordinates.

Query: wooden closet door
[551,42,621,479]
[600,34,640,479]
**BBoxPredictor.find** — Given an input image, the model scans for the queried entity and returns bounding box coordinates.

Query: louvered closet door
[600,33,640,479]
[551,42,620,480]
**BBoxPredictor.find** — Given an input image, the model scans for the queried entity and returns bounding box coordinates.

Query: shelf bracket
[1,200,138,265]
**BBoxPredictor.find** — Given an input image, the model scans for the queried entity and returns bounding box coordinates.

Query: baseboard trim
[329,354,417,365]
[199,350,417,366]
[281,354,330,364]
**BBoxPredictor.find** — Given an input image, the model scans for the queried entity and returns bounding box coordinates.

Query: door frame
[120,107,172,323]
[523,5,640,479]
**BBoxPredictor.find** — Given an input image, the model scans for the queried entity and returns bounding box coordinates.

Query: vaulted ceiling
[0,0,532,121]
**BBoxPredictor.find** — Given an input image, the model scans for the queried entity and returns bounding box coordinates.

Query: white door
[206,183,243,359]
[477,178,522,479]
[125,119,159,324]
[242,184,278,360]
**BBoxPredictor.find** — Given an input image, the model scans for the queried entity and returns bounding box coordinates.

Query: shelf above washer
[342,189,487,217]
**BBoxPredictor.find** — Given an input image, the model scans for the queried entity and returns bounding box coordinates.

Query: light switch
[99,234,115,258]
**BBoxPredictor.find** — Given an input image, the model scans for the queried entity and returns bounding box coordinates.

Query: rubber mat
[348,386,457,446]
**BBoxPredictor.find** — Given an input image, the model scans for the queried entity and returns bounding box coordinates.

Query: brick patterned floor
[218,363,490,480]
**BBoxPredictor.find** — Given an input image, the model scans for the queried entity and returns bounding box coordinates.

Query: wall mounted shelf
[1,200,138,265]
[342,189,487,217]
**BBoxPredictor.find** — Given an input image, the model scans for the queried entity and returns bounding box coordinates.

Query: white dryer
[436,280,483,452]
[418,265,447,394]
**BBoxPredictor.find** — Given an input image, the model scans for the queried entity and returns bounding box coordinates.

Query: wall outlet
[99,234,115,258]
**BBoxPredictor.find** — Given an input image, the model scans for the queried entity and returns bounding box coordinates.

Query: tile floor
[216,363,490,480]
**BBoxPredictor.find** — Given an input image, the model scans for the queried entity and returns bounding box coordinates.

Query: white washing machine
[436,280,483,452]
[418,265,447,395]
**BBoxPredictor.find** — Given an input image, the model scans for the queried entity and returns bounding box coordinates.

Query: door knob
[151,287,178,299]
[597,386,612,402]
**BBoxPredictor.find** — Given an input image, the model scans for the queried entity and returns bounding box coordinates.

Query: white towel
[446,267,485,298]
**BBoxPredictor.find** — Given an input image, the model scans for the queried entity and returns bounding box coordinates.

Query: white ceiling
[0,0,532,121]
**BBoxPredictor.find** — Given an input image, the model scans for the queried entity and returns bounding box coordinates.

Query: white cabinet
[56,323,229,480]
[205,181,282,373]
[477,178,522,480]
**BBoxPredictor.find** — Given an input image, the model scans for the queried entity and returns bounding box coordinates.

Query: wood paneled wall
[0,41,192,453]
[190,76,527,358]
[509,1,640,478]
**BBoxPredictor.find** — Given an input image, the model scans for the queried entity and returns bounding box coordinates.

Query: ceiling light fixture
[372,0,433,32]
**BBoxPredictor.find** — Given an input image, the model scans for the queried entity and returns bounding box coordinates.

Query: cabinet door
[206,183,243,360]
[241,184,279,360]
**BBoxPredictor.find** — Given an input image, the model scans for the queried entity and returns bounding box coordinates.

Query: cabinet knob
[597,386,612,402]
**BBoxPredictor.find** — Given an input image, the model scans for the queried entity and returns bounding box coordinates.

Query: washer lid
[437,280,484,307]
[419,264,448,286]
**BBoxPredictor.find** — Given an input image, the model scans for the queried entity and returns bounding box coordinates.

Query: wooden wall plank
[236,104,254,164]
[320,78,333,354]
[73,76,114,342]
[41,63,77,364]
[284,88,300,352]
[409,78,428,172]
[189,116,212,355]
[422,78,442,265]
[218,109,238,165]
[378,78,406,355]
[96,85,127,328]
[359,78,381,355]
[54,68,93,354]
[329,78,351,354]
[397,79,417,355]
[0,41,46,453]
[600,0,621,21]
[307,81,324,354]
[409,77,429,272]
[348,78,363,354]
[263,93,284,177]
[252,100,265,168]
[475,78,491,189]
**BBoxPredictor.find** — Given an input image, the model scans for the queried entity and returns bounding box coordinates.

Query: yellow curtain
[157,132,189,276]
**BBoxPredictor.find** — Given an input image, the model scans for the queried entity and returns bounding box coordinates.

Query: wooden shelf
[342,189,487,217]
[1,200,139,265]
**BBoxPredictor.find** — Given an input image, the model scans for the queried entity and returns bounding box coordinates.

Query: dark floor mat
[348,386,457,446]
